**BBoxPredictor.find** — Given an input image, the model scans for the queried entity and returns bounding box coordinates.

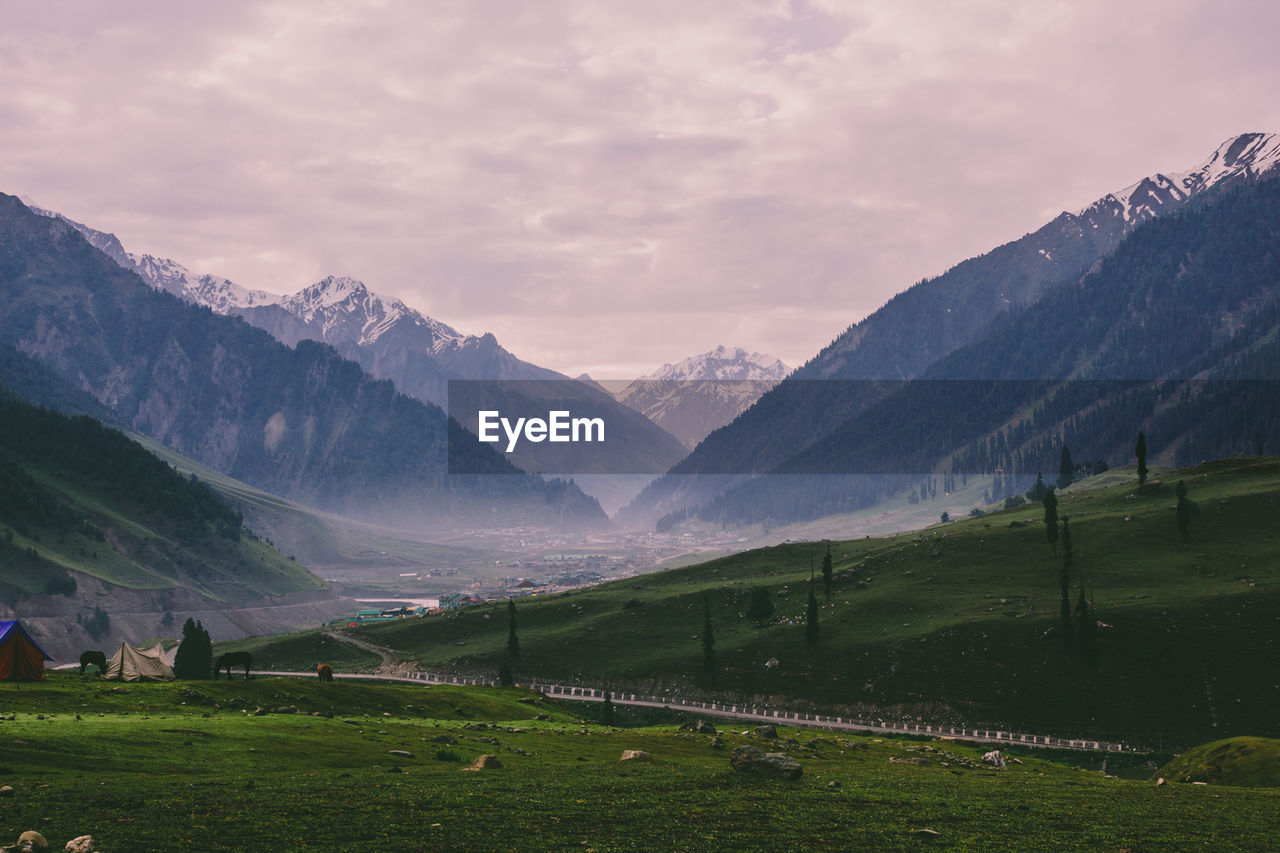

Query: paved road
[254,668,1126,753]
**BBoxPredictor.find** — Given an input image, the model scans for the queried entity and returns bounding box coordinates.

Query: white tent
[104,642,175,682]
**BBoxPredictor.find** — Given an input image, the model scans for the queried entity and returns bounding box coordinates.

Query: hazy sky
[3,1,1278,377]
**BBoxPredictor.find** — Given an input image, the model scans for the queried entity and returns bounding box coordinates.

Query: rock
[619,750,650,762]
[0,786,11,797]
[253,707,267,716]
[709,737,723,749]
[982,750,1006,769]
[64,837,95,853]
[694,719,716,735]
[911,828,941,839]
[1156,777,1166,786]
[729,745,802,780]
[827,780,841,788]
[753,724,778,739]
[465,754,502,771]
[890,757,929,766]
[17,831,48,851]
[388,750,414,758]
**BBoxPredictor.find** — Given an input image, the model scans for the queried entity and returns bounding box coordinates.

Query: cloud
[2,0,1279,376]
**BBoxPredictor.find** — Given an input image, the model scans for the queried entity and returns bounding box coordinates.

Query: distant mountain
[17,202,687,498]
[0,193,606,531]
[0,391,353,661]
[621,132,1280,527]
[615,346,790,449]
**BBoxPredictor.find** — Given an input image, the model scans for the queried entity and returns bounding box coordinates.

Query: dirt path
[323,630,415,676]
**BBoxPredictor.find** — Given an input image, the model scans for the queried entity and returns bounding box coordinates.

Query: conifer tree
[805,582,819,645]
[701,592,715,676]
[498,659,513,686]
[602,692,615,725]
[506,598,520,657]
[1059,516,1074,654]
[173,618,212,679]
[1175,480,1195,545]
[1044,487,1059,554]
[1075,586,1098,666]
[1027,472,1047,503]
[747,587,773,627]
[1135,430,1148,487]
[821,544,833,600]
[1057,445,1075,490]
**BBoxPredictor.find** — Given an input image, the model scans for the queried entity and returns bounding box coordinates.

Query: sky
[2,1,1279,378]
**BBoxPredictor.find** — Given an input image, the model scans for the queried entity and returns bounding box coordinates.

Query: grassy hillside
[338,457,1278,749]
[1158,737,1280,787]
[0,395,324,606]
[1,673,1275,851]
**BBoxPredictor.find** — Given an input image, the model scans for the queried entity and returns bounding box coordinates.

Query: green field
[302,458,1280,751]
[0,673,1275,852]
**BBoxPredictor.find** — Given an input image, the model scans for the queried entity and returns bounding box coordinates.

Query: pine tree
[1059,516,1074,654]
[1044,487,1059,554]
[821,544,833,600]
[1075,586,1098,666]
[1026,472,1047,503]
[1057,445,1075,491]
[746,587,773,627]
[498,659,513,687]
[701,592,716,676]
[602,692,615,725]
[506,599,520,657]
[805,582,819,645]
[173,618,212,680]
[1135,430,1148,487]
[1175,480,1195,545]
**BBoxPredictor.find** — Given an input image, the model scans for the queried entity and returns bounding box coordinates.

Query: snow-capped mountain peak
[279,275,466,349]
[645,345,790,382]
[1077,132,1280,225]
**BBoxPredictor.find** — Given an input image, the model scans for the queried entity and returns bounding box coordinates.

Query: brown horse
[214,651,252,680]
[316,663,333,682]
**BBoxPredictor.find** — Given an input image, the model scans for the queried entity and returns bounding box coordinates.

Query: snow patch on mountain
[644,345,790,382]
[1076,132,1280,224]
[280,275,468,350]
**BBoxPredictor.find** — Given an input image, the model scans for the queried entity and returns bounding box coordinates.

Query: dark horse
[316,663,333,682]
[214,651,252,680]
[79,650,107,675]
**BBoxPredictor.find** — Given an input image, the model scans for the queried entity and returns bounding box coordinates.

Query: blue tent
[0,619,53,681]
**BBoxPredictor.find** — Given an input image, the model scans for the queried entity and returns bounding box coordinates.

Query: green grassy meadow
[315,458,1280,750]
[1,674,1276,852]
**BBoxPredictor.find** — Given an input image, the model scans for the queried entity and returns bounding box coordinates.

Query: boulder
[982,750,1006,770]
[388,750,414,758]
[753,724,778,739]
[15,831,47,851]
[730,745,803,780]
[465,754,502,771]
[0,786,11,797]
[695,719,717,735]
[620,750,650,762]
[709,737,724,749]
[64,837,96,853]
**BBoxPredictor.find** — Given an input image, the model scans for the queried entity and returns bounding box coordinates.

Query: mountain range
[613,346,790,449]
[621,132,1280,528]
[0,193,606,531]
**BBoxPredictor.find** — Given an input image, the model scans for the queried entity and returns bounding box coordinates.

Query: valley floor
[0,674,1276,852]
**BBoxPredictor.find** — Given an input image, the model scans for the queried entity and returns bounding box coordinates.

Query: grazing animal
[316,663,334,682]
[79,649,107,675]
[214,651,252,680]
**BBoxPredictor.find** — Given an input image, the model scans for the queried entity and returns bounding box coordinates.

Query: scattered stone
[729,745,802,780]
[465,754,502,771]
[1011,757,1024,765]
[253,707,267,717]
[753,724,778,739]
[982,750,1006,770]
[620,750,650,762]
[890,757,929,766]
[0,786,11,797]
[431,734,458,744]
[388,750,414,758]
[911,828,941,839]
[709,737,723,749]
[64,836,95,853]
[827,780,841,788]
[1156,777,1166,786]
[16,831,48,851]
